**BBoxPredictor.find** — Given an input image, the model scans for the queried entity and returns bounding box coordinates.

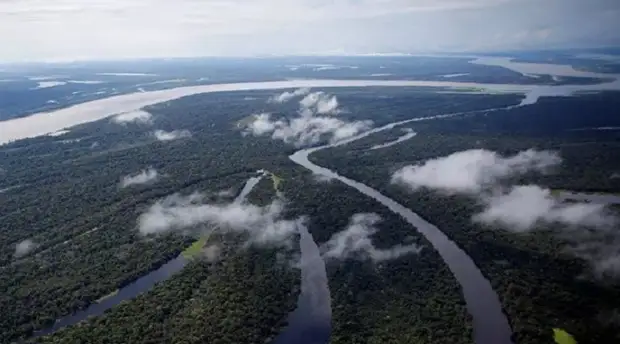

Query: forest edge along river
[9,56,620,343]
[290,109,516,344]
[32,173,268,338]
[3,55,620,144]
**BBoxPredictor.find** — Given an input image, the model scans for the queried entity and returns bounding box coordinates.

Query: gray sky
[1,0,619,62]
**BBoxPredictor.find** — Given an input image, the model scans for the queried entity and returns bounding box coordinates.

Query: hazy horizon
[1,0,619,63]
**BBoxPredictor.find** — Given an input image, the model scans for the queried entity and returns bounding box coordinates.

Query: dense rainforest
[1,87,618,344]
[312,92,620,344]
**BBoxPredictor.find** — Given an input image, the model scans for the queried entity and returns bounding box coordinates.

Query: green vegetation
[271,173,283,192]
[2,86,619,344]
[36,234,300,344]
[312,101,620,344]
[181,236,208,260]
[554,328,578,344]
[0,91,295,342]
[280,172,472,344]
[2,89,508,343]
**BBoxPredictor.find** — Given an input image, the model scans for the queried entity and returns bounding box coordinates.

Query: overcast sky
[1,0,619,62]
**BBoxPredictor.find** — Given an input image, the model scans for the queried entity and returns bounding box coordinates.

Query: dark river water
[272,225,331,344]
[33,113,515,344]
[289,113,515,344]
[24,56,619,342]
[32,175,263,338]
[33,256,188,337]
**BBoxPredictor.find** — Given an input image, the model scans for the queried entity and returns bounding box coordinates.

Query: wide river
[2,56,620,144]
[7,57,619,343]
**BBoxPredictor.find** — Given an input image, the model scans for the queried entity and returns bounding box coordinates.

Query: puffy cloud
[202,244,222,262]
[153,129,192,141]
[120,168,159,188]
[246,113,277,135]
[322,213,421,262]
[390,149,620,279]
[247,113,372,147]
[112,110,153,125]
[14,239,37,257]
[138,193,303,247]
[391,149,561,193]
[268,88,311,103]
[474,185,617,231]
[313,173,334,183]
[246,91,372,147]
[299,92,340,115]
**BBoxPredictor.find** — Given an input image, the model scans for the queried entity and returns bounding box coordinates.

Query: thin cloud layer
[391,149,561,193]
[138,193,303,247]
[14,239,37,257]
[2,0,619,62]
[246,91,372,147]
[473,185,620,279]
[576,240,620,279]
[112,110,153,125]
[153,129,192,141]
[268,88,311,103]
[474,185,617,231]
[322,213,421,262]
[120,168,159,188]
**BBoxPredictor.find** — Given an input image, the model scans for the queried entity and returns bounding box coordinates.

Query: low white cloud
[203,244,222,262]
[313,173,334,183]
[138,194,303,247]
[246,91,372,147]
[391,149,561,194]
[120,168,159,188]
[268,88,311,103]
[112,110,153,125]
[299,92,340,115]
[472,185,620,279]
[474,185,617,231]
[569,236,620,279]
[246,113,277,135]
[322,213,421,262]
[153,129,192,141]
[14,239,37,257]
[247,112,372,147]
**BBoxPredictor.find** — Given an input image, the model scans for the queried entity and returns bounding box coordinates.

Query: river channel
[32,174,266,338]
[11,56,620,343]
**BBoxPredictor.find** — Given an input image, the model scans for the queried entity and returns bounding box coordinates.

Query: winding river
[7,56,620,343]
[2,56,620,145]
[32,173,265,338]
[290,112,514,344]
